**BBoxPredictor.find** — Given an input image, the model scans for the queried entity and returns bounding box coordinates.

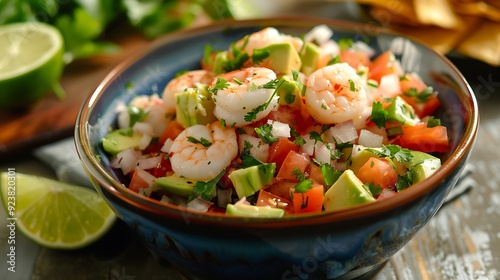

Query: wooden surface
[0,24,151,158]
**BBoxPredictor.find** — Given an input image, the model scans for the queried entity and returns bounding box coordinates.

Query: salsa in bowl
[75,17,478,280]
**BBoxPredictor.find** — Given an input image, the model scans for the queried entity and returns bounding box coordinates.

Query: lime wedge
[201,0,260,20]
[0,172,116,249]
[0,22,65,109]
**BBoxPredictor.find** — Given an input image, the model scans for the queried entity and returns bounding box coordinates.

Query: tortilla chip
[456,19,500,66]
[413,0,462,29]
[453,2,500,21]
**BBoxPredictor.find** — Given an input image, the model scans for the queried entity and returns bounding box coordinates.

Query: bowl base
[335,261,388,280]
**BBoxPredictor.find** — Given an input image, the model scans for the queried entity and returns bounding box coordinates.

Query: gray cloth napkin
[33,137,93,189]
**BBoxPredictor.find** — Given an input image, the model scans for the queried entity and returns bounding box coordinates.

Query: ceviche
[102,25,449,217]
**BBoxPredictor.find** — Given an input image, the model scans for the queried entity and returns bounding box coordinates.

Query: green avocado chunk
[324,169,376,212]
[226,203,284,218]
[386,96,420,126]
[255,42,302,76]
[228,163,276,199]
[175,85,216,128]
[102,128,142,155]
[346,145,382,174]
[155,174,196,197]
[299,42,322,75]
[406,151,441,183]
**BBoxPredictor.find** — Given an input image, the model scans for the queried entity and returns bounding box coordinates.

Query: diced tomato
[159,120,184,144]
[400,123,450,153]
[369,51,396,83]
[267,137,300,169]
[399,73,428,93]
[149,153,173,178]
[276,151,311,180]
[129,168,152,193]
[266,180,297,200]
[256,189,294,214]
[266,105,314,134]
[291,184,324,214]
[340,49,370,70]
[357,157,398,188]
[307,163,325,186]
[401,93,441,118]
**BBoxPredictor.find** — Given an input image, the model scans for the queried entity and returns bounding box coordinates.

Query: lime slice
[0,172,116,249]
[201,0,260,20]
[0,22,65,109]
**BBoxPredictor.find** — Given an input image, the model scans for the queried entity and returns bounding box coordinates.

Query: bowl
[75,17,479,280]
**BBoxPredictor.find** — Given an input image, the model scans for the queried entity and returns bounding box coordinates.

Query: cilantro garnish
[292,168,307,181]
[128,105,148,127]
[338,38,354,51]
[284,92,296,104]
[252,48,270,64]
[370,101,388,128]
[426,116,441,128]
[244,78,285,122]
[327,55,341,65]
[291,68,305,95]
[319,162,342,187]
[189,169,225,202]
[363,182,383,196]
[240,141,263,167]
[403,86,434,103]
[309,131,324,144]
[233,77,244,85]
[255,123,278,144]
[294,179,313,193]
[187,136,212,147]
[366,145,414,167]
[396,172,413,191]
[348,79,357,92]
[293,135,306,146]
[209,77,230,95]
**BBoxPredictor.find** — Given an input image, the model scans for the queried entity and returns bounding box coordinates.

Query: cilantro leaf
[327,55,341,65]
[370,101,388,128]
[190,169,226,202]
[309,131,324,144]
[292,168,307,181]
[240,141,263,167]
[255,124,278,144]
[396,172,413,191]
[187,136,212,147]
[294,179,313,193]
[363,182,383,196]
[320,163,342,186]
[291,68,305,95]
[252,48,270,64]
[338,38,354,51]
[366,145,414,167]
[128,105,148,127]
[244,78,284,122]
[209,77,230,95]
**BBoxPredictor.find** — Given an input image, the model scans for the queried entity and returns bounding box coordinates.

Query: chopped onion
[138,134,153,150]
[238,134,269,162]
[217,188,233,208]
[378,73,401,98]
[161,138,174,153]
[304,24,333,44]
[133,122,154,136]
[326,120,358,143]
[320,40,340,57]
[137,155,161,170]
[352,41,376,58]
[235,197,251,205]
[314,142,332,165]
[112,148,140,175]
[268,120,291,138]
[187,197,212,212]
[117,110,130,129]
[358,129,384,147]
[299,134,315,156]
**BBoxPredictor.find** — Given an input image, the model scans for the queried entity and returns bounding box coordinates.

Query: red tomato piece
[291,184,324,214]
[256,189,294,214]
[400,124,450,153]
[307,163,325,186]
[159,120,184,144]
[266,180,297,200]
[357,157,398,189]
[340,49,370,70]
[369,51,396,83]
[267,137,300,169]
[149,153,172,178]
[276,151,311,181]
[399,73,428,93]
[266,105,314,134]
[401,93,441,118]
[129,168,152,193]
[376,188,398,201]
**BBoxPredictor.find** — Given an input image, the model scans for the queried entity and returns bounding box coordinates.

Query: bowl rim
[75,16,479,228]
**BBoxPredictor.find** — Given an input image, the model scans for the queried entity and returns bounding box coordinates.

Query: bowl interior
[77,17,478,224]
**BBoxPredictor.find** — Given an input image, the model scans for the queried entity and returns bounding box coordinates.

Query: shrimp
[212,67,279,127]
[304,63,369,125]
[169,121,238,181]
[235,27,303,55]
[162,70,214,111]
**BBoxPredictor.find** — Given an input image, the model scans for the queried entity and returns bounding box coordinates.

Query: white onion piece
[314,142,332,165]
[238,134,269,163]
[137,155,161,170]
[217,188,233,208]
[319,40,340,57]
[378,73,401,98]
[268,120,291,138]
[137,134,153,150]
[299,134,316,156]
[117,110,130,129]
[161,138,174,153]
[326,120,358,144]
[352,41,376,58]
[235,197,251,205]
[187,197,213,212]
[304,24,333,44]
[358,129,384,148]
[133,122,154,136]
[113,148,140,175]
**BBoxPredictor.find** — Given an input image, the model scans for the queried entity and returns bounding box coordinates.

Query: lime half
[0,172,116,249]
[0,22,65,109]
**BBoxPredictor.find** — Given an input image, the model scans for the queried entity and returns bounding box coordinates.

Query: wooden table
[1,5,499,280]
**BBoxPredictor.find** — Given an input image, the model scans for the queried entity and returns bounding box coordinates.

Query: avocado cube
[256,42,302,76]
[406,151,441,183]
[226,203,284,218]
[324,169,376,212]
[175,86,216,128]
[299,42,322,75]
[386,96,420,126]
[102,128,142,155]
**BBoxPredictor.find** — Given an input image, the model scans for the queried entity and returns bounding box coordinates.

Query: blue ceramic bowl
[75,17,478,280]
